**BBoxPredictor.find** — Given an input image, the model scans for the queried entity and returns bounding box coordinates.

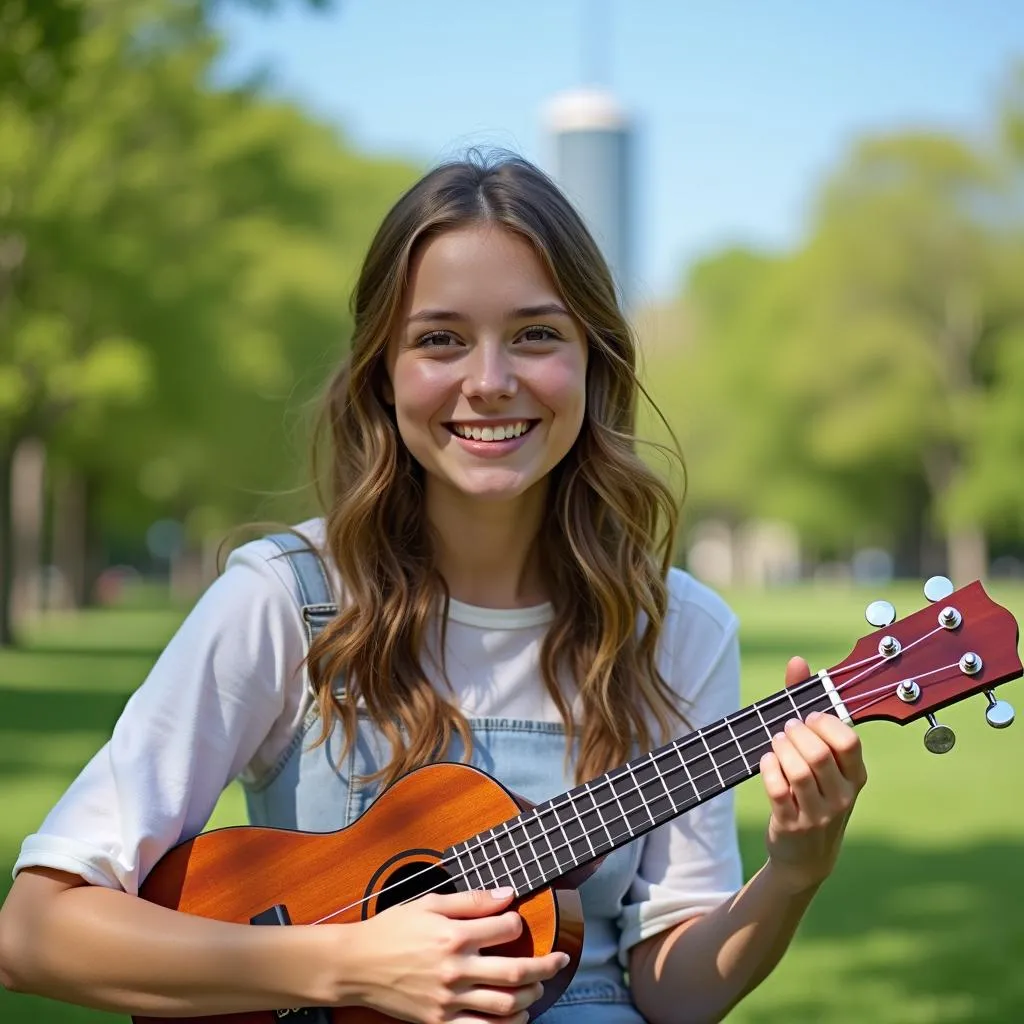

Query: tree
[0,0,333,107]
[647,92,1024,580]
[0,0,415,644]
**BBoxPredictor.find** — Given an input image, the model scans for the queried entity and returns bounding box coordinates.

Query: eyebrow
[406,303,572,324]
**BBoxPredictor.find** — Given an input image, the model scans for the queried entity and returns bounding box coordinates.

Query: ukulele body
[135,761,585,1024]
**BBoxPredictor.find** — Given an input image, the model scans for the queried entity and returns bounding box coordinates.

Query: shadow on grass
[0,687,129,785]
[1,829,1021,1024]
[0,687,129,734]
[13,644,169,659]
[735,827,1024,1022]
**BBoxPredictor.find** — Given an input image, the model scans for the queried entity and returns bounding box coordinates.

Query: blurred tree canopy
[643,62,1024,584]
[0,0,416,643]
[0,0,332,106]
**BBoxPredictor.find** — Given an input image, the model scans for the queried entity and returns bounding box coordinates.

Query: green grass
[1,582,1022,1022]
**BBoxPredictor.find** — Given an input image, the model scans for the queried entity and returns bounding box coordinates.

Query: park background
[2,1,1023,1021]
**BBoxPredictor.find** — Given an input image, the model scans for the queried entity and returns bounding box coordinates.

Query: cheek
[392,361,451,428]
[537,353,587,423]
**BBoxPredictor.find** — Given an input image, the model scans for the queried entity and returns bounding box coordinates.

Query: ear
[380,374,395,406]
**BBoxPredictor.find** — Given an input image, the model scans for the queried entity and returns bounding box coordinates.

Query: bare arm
[631,660,868,1024]
[0,869,566,1022]
[629,862,818,1024]
[0,868,336,1016]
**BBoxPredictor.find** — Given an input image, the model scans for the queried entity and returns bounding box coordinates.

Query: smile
[446,420,537,442]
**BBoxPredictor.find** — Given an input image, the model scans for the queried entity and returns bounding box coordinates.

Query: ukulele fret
[452,842,488,891]
[465,678,841,896]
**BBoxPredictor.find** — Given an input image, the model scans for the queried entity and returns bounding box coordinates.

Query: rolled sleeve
[12,549,306,893]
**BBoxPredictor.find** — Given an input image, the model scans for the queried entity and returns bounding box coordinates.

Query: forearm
[0,870,343,1016]
[630,860,818,1024]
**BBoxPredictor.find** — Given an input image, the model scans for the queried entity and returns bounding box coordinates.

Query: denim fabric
[243,533,649,1022]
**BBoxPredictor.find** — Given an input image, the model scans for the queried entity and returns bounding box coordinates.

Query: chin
[459,484,532,502]
[449,472,537,502]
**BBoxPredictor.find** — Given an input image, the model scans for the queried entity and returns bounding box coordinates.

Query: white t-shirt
[13,518,744,957]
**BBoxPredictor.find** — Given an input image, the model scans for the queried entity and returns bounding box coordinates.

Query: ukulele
[135,577,1021,1024]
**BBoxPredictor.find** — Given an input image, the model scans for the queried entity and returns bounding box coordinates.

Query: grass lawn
[1,581,1022,1022]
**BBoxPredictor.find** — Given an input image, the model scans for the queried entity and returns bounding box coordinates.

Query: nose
[462,340,517,403]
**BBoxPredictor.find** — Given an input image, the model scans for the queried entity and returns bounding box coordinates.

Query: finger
[771,727,827,816]
[456,980,545,1019]
[804,712,868,787]
[781,716,848,800]
[456,909,524,949]
[465,950,570,988]
[417,887,515,919]
[759,750,799,825]
[452,1013,529,1024]
[784,656,811,687]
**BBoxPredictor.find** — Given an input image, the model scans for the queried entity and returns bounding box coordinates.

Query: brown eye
[520,326,559,343]
[418,331,459,348]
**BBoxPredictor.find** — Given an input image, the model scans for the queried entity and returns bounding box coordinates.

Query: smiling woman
[0,153,868,1024]
[383,224,589,551]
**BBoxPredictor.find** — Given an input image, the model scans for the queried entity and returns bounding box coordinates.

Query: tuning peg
[923,576,954,603]
[865,600,896,628]
[984,690,1015,729]
[923,713,956,754]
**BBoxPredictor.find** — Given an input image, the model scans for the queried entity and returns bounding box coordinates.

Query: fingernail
[785,718,800,731]
[489,886,515,899]
[558,953,571,968]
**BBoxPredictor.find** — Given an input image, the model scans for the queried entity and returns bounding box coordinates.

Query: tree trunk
[11,437,47,630]
[51,465,88,608]
[947,524,988,585]
[83,476,106,607]
[0,443,14,646]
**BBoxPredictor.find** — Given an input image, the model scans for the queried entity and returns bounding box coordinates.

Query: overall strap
[264,531,337,645]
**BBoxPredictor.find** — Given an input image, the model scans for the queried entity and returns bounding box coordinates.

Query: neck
[446,673,842,896]
[427,482,549,607]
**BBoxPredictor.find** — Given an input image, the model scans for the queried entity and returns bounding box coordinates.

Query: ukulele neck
[446,677,839,896]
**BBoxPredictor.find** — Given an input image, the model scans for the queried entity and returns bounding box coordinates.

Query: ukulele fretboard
[445,680,836,896]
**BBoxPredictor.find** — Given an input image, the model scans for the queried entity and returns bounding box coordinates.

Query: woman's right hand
[335,887,569,1024]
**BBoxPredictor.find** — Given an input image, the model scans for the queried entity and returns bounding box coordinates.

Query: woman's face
[385,222,588,508]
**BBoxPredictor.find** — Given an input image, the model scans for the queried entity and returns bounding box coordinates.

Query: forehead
[404,223,561,312]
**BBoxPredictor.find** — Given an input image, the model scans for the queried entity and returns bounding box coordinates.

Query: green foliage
[0,0,83,107]
[0,1,333,108]
[647,61,1024,562]
[0,0,418,550]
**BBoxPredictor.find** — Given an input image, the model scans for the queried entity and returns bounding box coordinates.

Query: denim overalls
[242,533,650,1022]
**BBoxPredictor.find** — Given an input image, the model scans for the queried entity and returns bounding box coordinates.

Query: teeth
[452,421,531,441]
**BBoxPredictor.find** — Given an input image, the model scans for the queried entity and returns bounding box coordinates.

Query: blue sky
[215,0,1024,301]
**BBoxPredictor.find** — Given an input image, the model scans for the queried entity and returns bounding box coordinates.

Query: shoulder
[223,517,335,613]
[664,566,738,642]
[659,567,740,702]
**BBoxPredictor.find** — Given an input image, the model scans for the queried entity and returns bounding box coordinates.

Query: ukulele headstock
[827,577,1022,752]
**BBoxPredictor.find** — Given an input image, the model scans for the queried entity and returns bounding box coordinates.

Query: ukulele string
[410,656,961,909]
[396,660,961,911]
[434,622,948,886]
[308,627,951,925]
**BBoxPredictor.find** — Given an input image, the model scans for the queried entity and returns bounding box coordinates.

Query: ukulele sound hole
[373,860,456,914]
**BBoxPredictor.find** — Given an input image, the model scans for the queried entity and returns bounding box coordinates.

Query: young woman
[0,155,866,1024]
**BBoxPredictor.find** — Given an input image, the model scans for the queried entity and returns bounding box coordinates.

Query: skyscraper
[543,86,634,309]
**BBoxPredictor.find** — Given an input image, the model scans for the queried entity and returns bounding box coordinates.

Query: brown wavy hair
[307,152,685,787]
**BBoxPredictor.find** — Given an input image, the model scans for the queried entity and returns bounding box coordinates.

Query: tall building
[543,86,634,309]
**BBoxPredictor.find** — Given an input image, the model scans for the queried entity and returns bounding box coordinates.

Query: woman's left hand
[759,656,868,894]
